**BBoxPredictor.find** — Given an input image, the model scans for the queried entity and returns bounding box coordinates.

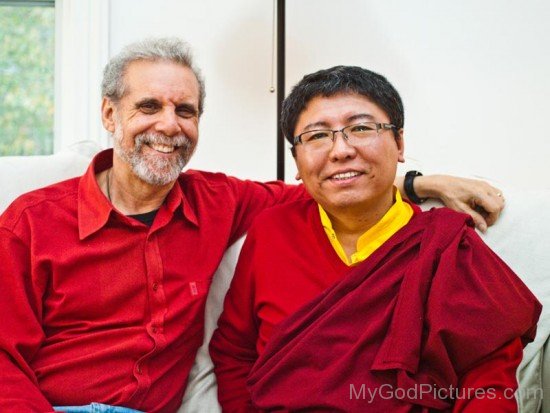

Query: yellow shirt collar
[319,188,414,266]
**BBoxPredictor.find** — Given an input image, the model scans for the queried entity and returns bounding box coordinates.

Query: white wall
[285,0,550,189]
[108,0,549,188]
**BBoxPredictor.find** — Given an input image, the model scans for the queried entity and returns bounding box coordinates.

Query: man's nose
[329,131,357,161]
[155,109,182,137]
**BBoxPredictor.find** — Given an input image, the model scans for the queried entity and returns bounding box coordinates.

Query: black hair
[281,65,404,148]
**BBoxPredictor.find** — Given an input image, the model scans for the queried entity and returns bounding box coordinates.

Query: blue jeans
[53,403,143,413]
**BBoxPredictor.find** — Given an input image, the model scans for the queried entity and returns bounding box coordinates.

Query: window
[0,0,55,156]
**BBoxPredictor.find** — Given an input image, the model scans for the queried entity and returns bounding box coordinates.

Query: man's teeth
[149,143,176,153]
[331,171,361,180]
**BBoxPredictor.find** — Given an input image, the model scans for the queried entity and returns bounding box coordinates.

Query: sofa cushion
[0,142,98,213]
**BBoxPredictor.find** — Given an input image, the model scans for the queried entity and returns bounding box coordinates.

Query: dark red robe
[246,208,541,412]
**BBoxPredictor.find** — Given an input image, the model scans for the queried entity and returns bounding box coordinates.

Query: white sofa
[1,144,549,412]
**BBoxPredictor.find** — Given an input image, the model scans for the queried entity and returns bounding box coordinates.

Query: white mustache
[135,132,191,149]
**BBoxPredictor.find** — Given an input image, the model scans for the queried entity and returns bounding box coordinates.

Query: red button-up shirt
[0,149,304,413]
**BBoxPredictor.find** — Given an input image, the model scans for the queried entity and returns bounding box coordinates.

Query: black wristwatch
[404,170,427,204]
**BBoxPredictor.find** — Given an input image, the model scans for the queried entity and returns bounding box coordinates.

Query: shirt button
[152,282,159,291]
[136,364,142,374]
[152,326,158,334]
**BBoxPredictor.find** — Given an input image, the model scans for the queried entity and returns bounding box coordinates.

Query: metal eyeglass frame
[293,122,397,146]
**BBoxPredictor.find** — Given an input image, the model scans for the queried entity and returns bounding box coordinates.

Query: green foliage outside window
[0,5,55,156]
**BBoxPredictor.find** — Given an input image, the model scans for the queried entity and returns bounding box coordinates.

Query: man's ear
[101,97,117,133]
[295,171,301,181]
[396,129,405,163]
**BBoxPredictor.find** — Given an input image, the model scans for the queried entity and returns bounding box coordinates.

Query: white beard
[112,125,195,186]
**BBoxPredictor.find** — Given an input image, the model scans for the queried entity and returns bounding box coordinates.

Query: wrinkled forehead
[121,60,200,101]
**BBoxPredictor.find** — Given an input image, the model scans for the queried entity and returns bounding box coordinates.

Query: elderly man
[210,66,541,412]
[0,39,504,413]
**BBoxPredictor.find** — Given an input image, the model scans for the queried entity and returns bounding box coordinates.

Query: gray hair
[101,37,206,115]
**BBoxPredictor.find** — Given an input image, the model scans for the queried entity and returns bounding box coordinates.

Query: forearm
[0,228,54,411]
[452,338,523,413]
[209,334,259,412]
[395,173,505,232]
[395,174,446,200]
[210,309,259,411]
[0,352,55,412]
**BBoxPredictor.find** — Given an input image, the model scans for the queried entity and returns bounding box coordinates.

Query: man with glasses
[210,65,540,412]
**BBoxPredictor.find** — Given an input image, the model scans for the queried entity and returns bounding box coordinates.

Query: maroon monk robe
[247,208,541,412]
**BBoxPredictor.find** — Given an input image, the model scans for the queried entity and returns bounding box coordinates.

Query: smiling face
[102,59,200,186]
[293,92,405,217]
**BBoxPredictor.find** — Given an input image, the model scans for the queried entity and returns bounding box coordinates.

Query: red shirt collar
[78,149,198,240]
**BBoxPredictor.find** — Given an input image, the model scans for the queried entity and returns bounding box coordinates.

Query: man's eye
[176,108,197,118]
[140,103,159,113]
[350,124,375,133]
[305,131,330,142]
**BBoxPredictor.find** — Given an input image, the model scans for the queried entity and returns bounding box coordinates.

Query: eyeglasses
[293,122,396,152]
